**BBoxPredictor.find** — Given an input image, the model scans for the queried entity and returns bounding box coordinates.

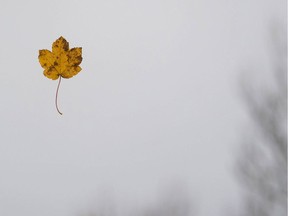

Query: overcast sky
[0,0,285,216]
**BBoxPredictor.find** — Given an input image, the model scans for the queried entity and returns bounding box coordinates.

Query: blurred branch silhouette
[139,187,193,216]
[237,25,287,216]
[80,185,193,216]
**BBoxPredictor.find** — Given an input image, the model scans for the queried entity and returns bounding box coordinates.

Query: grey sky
[0,0,285,216]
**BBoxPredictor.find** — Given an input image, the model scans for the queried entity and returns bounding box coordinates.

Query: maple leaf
[39,36,82,80]
[38,36,83,115]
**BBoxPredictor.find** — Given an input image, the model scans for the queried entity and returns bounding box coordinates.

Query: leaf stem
[55,76,63,115]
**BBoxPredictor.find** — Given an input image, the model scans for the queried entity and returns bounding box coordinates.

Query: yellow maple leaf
[38,36,83,115]
[39,36,82,80]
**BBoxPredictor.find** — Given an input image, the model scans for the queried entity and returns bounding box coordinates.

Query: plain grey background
[0,0,285,215]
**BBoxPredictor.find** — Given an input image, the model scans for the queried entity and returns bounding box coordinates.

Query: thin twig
[55,76,63,115]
